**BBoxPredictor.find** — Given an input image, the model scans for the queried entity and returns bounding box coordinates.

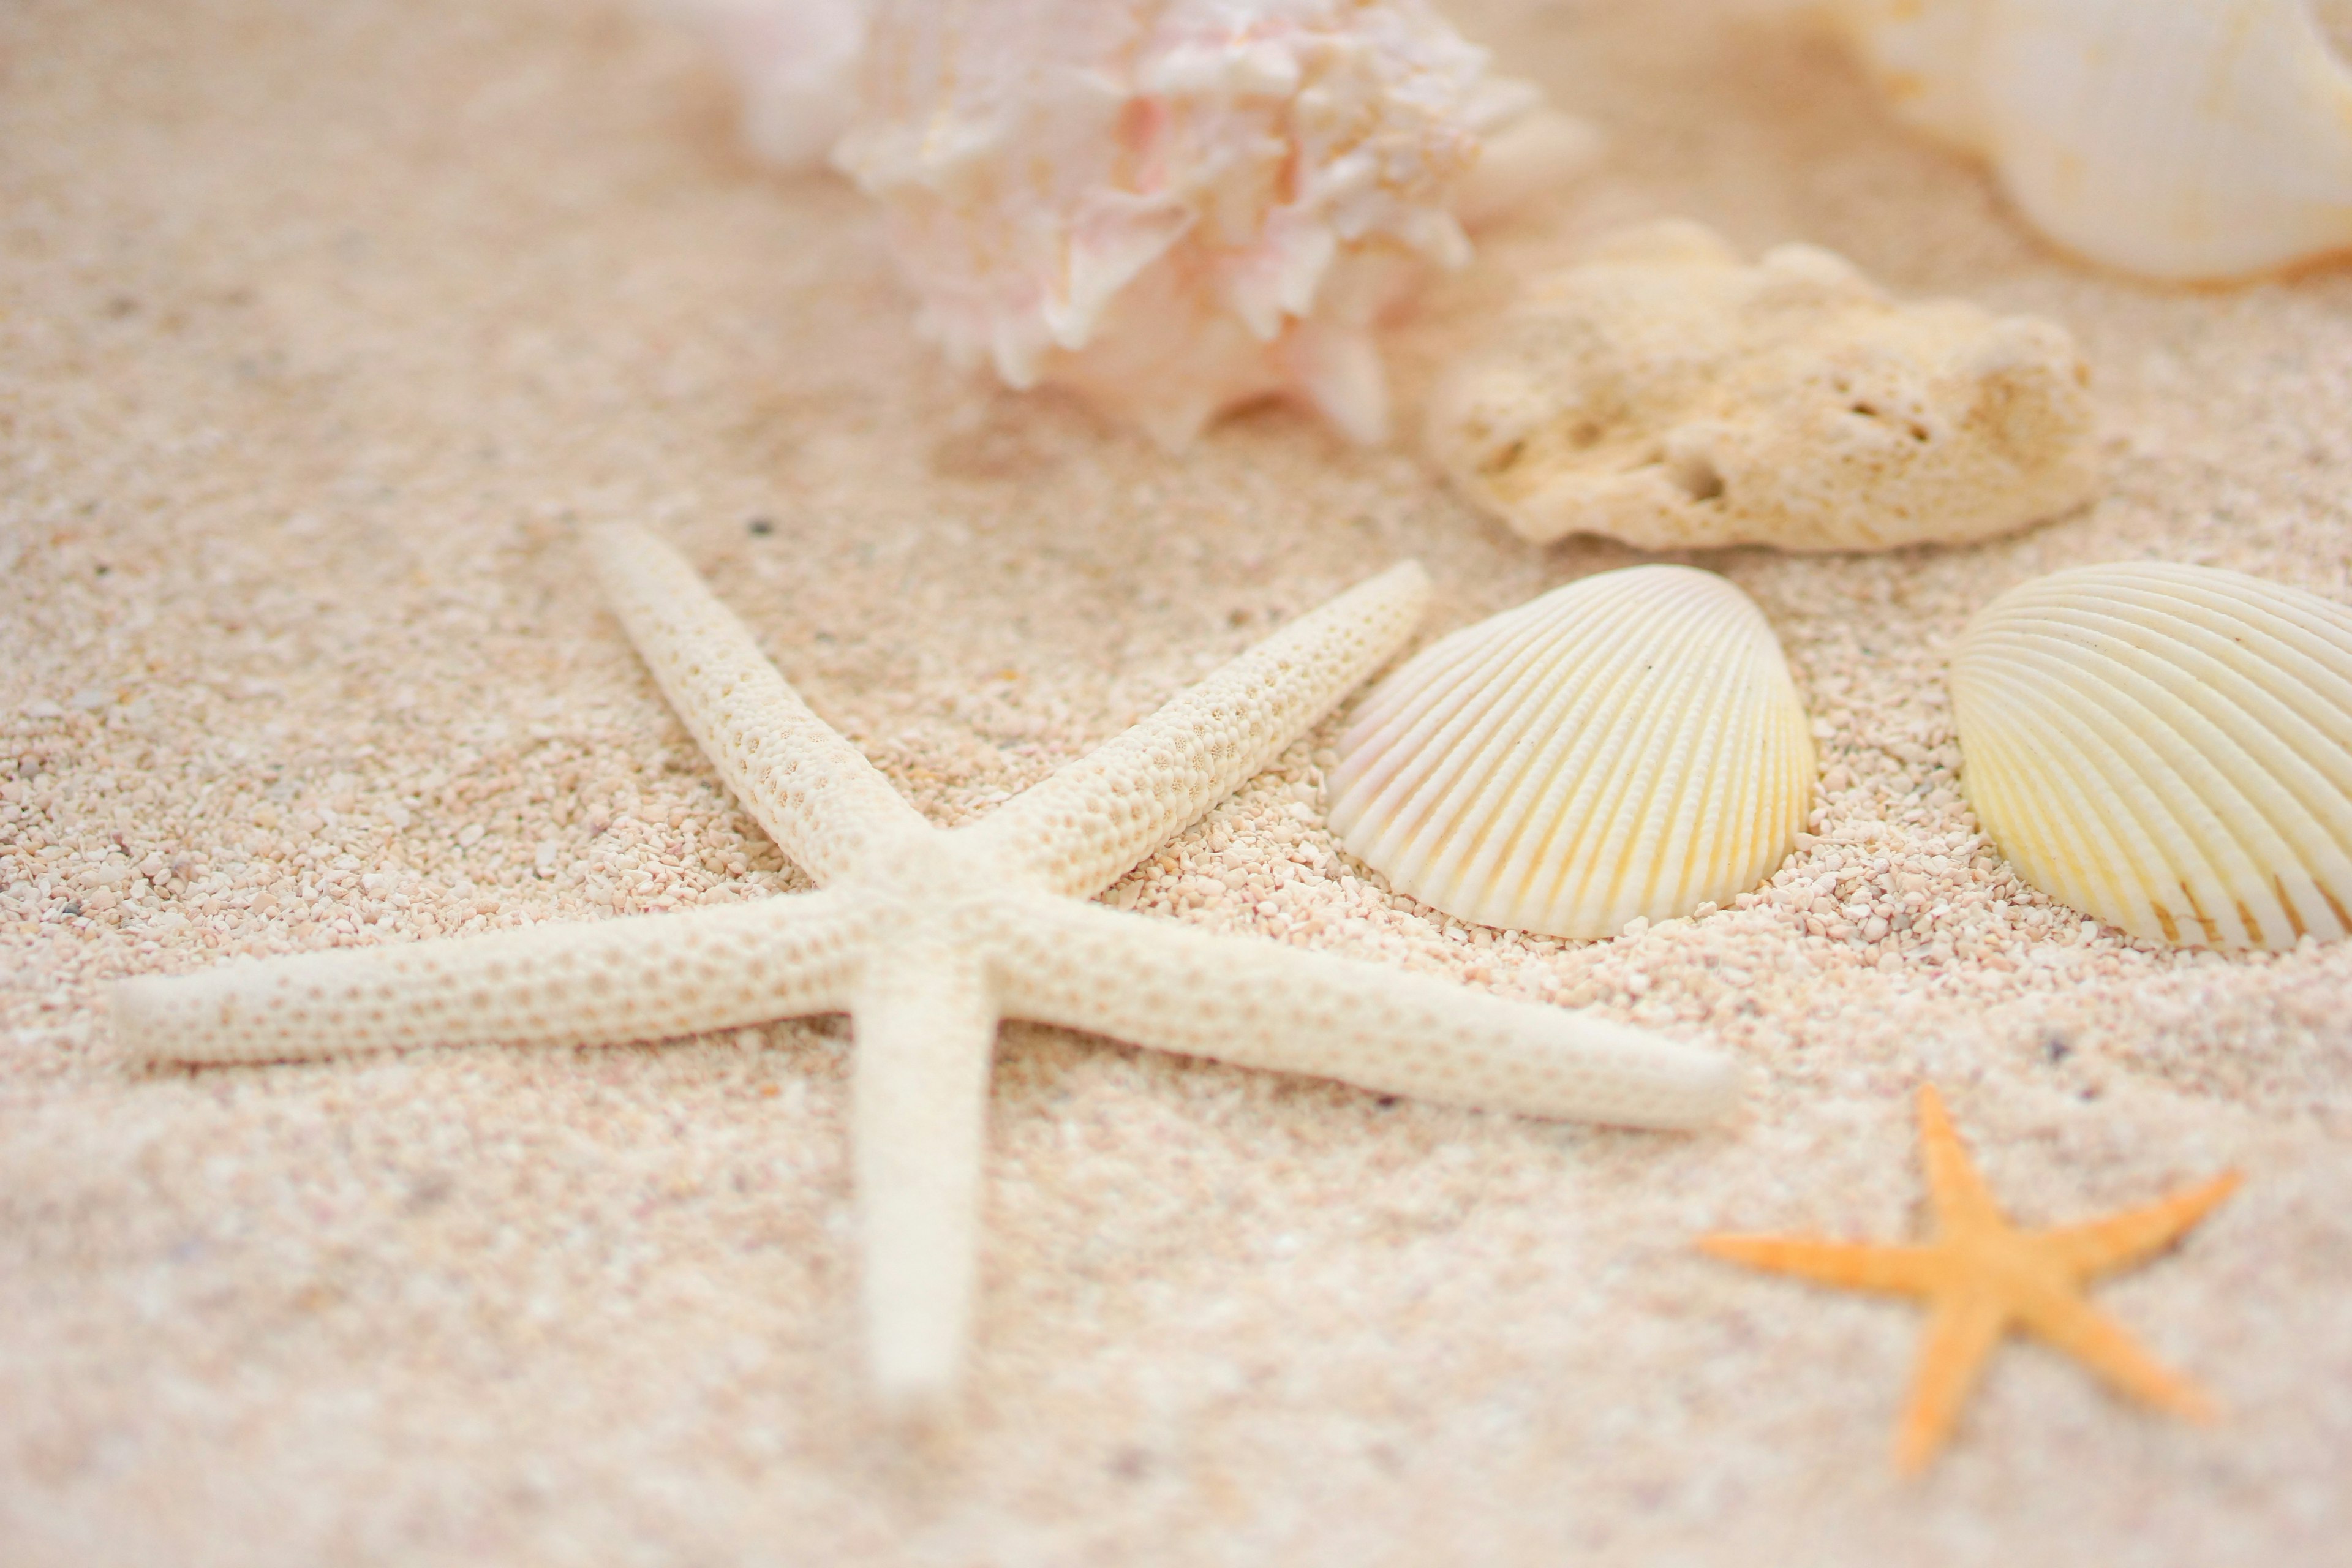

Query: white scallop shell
[1828,0,2352,281]
[1327,566,1816,938]
[1950,562,2352,950]
[832,0,1596,450]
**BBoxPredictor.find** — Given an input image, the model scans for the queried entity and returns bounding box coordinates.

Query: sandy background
[4,0,2350,1562]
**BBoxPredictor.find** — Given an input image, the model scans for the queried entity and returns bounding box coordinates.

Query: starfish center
[857,827,1038,907]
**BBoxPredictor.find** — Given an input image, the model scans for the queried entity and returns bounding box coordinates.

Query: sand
[4,1,2349,1562]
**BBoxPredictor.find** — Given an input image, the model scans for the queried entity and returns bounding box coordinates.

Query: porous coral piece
[834,0,1593,449]
[1426,221,2101,552]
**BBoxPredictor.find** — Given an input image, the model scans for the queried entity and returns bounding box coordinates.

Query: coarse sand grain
[2,1,2348,1564]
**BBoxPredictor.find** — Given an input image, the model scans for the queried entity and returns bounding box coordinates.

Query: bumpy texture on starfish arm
[967,560,1433,900]
[110,890,872,1065]
[595,519,930,881]
[115,524,1741,1415]
[996,893,1733,1127]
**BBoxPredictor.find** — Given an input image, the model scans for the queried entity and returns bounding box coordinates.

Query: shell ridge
[1583,595,1749,926]
[1499,638,1662,926]
[1689,594,1805,909]
[1630,599,1757,917]
[1466,648,1632,924]
[1406,598,1657,917]
[2082,625,2352,881]
[1974,641,2274,943]
[1712,592,1807,905]
[2071,592,2352,797]
[1958,664,2173,938]
[1671,630,1758,914]
[2000,618,2352,924]
[1341,581,1651,919]
[1514,594,1718,921]
[1531,639,1689,927]
[1334,609,1570,873]
[1953,562,2352,948]
[2045,584,2352,722]
[1333,566,1809,938]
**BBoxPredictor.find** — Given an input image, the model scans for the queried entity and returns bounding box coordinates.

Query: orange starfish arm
[2016,1290,2218,1423]
[2037,1171,2242,1283]
[1915,1084,2005,1230]
[1697,1234,1943,1296]
[1896,1292,2007,1475]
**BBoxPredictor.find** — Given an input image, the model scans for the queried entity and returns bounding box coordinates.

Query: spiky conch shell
[1827,0,2352,282]
[833,0,1593,450]
[1950,562,2352,950]
[1327,565,1816,938]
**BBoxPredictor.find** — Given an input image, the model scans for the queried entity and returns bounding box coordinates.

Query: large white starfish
[115,524,1740,1417]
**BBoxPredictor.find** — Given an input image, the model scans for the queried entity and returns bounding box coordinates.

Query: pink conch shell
[832,0,1596,448]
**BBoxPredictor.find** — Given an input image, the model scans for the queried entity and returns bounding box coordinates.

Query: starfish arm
[991,894,1740,1128]
[110,891,872,1065]
[2016,1291,2218,1423]
[966,562,1431,899]
[848,943,999,1422]
[1916,1084,2008,1232]
[588,522,931,884]
[1694,1235,1945,1297]
[2037,1172,2242,1283]
[1895,1291,2009,1475]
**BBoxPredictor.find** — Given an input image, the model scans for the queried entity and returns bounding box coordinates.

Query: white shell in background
[673,0,870,171]
[1425,222,2100,552]
[1329,566,1815,938]
[834,0,1597,450]
[1951,563,2352,950]
[1828,0,2352,281]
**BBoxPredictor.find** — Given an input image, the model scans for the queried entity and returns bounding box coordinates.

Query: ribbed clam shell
[1950,562,2352,951]
[1328,565,1815,938]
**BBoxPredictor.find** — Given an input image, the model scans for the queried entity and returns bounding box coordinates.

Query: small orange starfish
[1698,1084,2240,1474]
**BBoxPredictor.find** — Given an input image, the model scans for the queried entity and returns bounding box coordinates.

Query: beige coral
[1425,221,2101,552]
[112,523,1738,1421]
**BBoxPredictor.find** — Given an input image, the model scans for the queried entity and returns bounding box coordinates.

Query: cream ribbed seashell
[1328,565,1815,938]
[1951,563,2352,950]
[1827,0,2352,282]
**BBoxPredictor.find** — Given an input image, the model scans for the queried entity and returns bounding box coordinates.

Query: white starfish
[114,524,1740,1418]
